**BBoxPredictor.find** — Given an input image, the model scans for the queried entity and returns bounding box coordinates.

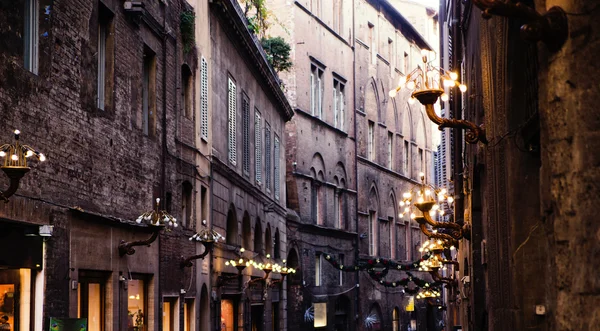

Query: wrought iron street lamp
[389,51,487,144]
[0,130,45,202]
[181,220,224,268]
[118,198,178,256]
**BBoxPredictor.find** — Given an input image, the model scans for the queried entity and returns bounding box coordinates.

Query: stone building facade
[267,0,437,330]
[442,0,600,330]
[0,0,207,329]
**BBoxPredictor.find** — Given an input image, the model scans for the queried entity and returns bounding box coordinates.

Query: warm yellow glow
[410,213,416,219]
[389,89,397,98]
[417,197,424,203]
[314,303,327,327]
[459,84,467,92]
[408,97,416,105]
[447,197,454,204]
[11,154,18,161]
[443,79,455,87]
[449,72,458,80]
[406,81,416,90]
[441,93,449,102]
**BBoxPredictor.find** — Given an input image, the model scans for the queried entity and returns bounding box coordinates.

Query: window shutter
[339,89,344,130]
[255,110,262,183]
[265,125,271,190]
[228,78,237,164]
[310,72,315,115]
[201,57,208,139]
[274,136,280,200]
[242,96,250,175]
[333,84,338,127]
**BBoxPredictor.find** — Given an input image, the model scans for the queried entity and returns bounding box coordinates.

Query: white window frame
[311,64,324,118]
[274,135,280,200]
[368,121,375,161]
[242,95,250,176]
[97,19,107,110]
[265,124,271,190]
[315,254,322,286]
[388,132,393,169]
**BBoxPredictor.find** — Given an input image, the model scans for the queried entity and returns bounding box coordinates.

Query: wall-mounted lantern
[181,221,224,268]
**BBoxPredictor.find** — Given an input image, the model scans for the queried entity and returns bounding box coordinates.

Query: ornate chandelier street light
[118,198,178,256]
[389,52,487,144]
[0,130,46,202]
[181,220,224,268]
[400,173,466,242]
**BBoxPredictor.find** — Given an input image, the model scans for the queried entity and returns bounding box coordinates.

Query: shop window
[220,298,237,331]
[127,278,146,331]
[184,298,194,331]
[163,297,178,331]
[78,270,109,331]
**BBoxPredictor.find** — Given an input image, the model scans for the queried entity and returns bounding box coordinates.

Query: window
[404,141,409,176]
[228,77,237,164]
[274,136,281,200]
[182,181,193,228]
[254,220,263,253]
[142,47,157,137]
[392,308,400,331]
[368,22,375,64]
[333,0,343,33]
[419,148,424,175]
[334,189,343,229]
[182,65,193,118]
[265,124,271,190]
[389,217,395,259]
[388,132,393,169]
[333,79,345,130]
[221,299,238,331]
[368,121,375,161]
[78,282,104,331]
[387,38,393,64]
[255,109,262,184]
[200,186,208,224]
[163,297,179,331]
[127,278,147,331]
[184,299,195,331]
[200,57,209,140]
[369,211,378,256]
[397,223,407,260]
[226,208,238,245]
[265,225,273,257]
[403,52,409,74]
[242,95,250,176]
[0,268,45,331]
[97,6,114,111]
[315,254,322,286]
[274,229,281,259]
[24,0,39,74]
[310,64,324,118]
[315,184,324,226]
[338,254,344,286]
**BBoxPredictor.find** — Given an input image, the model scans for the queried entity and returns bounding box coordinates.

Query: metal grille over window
[255,110,262,184]
[228,78,237,165]
[201,57,209,139]
[274,136,280,200]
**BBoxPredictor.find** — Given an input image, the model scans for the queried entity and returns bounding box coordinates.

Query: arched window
[254,219,263,253]
[242,212,251,249]
[274,229,280,259]
[265,224,272,257]
[226,206,238,245]
[181,181,193,228]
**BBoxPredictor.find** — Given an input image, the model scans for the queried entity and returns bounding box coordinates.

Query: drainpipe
[351,0,360,330]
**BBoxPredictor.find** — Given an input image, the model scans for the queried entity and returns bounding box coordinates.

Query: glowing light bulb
[449,72,458,80]
[450,246,456,250]
[425,189,431,196]
[240,247,245,253]
[459,84,467,92]
[25,150,33,157]
[239,258,243,264]
[11,154,18,161]
[433,204,439,210]
[443,79,455,87]
[403,192,411,198]
[389,89,397,98]
[399,201,405,206]
[410,213,416,219]
[441,189,447,194]
[439,210,445,216]
[406,81,416,89]
[447,196,454,204]
[408,97,416,105]
[441,93,449,102]
[404,207,409,213]
[419,172,425,179]
[225,261,230,266]
[429,210,436,216]
[417,197,424,203]
[0,151,5,157]
[421,49,429,57]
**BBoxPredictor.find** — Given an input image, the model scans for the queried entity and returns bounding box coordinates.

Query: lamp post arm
[423,103,488,144]
[418,223,458,246]
[0,167,30,202]
[118,229,161,256]
[180,241,214,268]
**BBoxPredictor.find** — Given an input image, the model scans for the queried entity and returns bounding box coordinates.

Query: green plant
[240,0,270,37]
[180,10,196,54]
[261,36,292,73]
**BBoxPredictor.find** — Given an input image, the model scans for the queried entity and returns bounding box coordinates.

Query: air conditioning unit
[123,1,144,12]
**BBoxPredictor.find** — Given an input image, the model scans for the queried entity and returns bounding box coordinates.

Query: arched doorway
[226,205,239,245]
[200,284,210,331]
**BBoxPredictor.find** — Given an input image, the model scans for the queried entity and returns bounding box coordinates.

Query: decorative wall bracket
[180,225,224,268]
[413,90,488,144]
[0,130,45,202]
[118,230,161,256]
[180,241,214,268]
[472,0,568,52]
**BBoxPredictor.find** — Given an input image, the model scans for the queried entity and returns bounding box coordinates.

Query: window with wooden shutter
[274,135,280,200]
[228,78,237,165]
[200,57,208,140]
[255,110,262,184]
[242,95,250,176]
[265,124,271,190]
